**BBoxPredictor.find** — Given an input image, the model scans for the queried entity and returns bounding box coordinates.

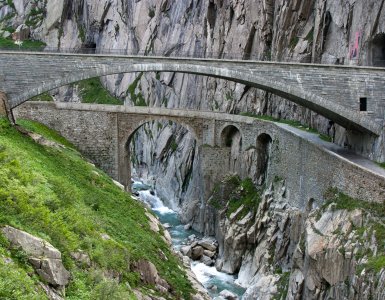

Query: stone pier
[0,91,14,123]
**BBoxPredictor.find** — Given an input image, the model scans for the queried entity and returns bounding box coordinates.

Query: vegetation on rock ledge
[324,188,385,274]
[209,175,261,220]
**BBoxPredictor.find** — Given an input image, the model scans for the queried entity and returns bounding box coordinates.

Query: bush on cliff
[0,118,192,299]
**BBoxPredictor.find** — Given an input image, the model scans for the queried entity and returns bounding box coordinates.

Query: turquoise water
[133,180,245,299]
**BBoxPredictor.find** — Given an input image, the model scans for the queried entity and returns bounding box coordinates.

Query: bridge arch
[119,117,200,192]
[220,124,243,148]
[1,52,382,135]
[123,116,200,145]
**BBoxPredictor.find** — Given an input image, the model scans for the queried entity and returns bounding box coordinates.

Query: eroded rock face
[203,180,385,300]
[1,225,70,287]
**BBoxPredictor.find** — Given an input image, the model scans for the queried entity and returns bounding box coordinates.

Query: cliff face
[1,1,384,205]
[204,177,385,300]
[1,1,385,298]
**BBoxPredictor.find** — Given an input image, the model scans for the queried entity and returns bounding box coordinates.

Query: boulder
[1,226,70,287]
[70,251,91,267]
[198,240,217,252]
[134,260,170,292]
[181,245,192,257]
[201,255,214,266]
[191,245,204,260]
[203,249,216,258]
[145,212,160,232]
[219,289,238,300]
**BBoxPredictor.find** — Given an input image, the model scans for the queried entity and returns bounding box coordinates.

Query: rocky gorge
[1,0,385,299]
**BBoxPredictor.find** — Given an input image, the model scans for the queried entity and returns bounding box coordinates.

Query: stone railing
[0,46,275,61]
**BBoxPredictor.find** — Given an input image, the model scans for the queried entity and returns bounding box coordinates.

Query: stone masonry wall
[13,102,119,179]
[14,102,385,207]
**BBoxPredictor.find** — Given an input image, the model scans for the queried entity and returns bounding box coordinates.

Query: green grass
[323,188,385,216]
[78,77,123,105]
[30,92,53,102]
[16,119,75,148]
[209,175,261,220]
[273,272,290,300]
[376,162,385,169]
[0,118,193,299]
[127,73,147,106]
[305,29,314,42]
[0,36,46,50]
[290,36,299,49]
[25,7,45,28]
[365,255,385,273]
[0,234,47,299]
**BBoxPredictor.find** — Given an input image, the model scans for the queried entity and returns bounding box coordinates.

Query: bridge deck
[1,51,384,136]
[277,123,385,179]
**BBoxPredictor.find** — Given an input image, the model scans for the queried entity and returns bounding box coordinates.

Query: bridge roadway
[14,102,385,206]
[1,51,385,135]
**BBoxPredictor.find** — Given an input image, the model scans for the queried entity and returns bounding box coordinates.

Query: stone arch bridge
[15,102,385,208]
[1,51,385,136]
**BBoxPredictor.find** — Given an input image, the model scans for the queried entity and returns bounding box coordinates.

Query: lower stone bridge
[14,102,385,208]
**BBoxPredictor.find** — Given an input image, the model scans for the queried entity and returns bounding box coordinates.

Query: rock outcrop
[1,225,70,295]
[133,260,170,294]
[201,178,385,300]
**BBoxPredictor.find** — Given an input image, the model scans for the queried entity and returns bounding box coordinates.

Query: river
[132,179,245,299]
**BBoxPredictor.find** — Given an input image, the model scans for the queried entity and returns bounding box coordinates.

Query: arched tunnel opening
[256,133,272,185]
[220,125,243,173]
[370,33,385,67]
[221,125,242,148]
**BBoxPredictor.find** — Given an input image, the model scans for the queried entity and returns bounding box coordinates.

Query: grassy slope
[0,36,46,50]
[0,118,192,299]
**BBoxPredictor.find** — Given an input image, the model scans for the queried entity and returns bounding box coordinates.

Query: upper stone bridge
[14,101,385,207]
[1,51,385,136]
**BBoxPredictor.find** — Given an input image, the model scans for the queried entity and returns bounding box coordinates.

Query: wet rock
[163,223,172,229]
[191,246,204,260]
[198,240,217,252]
[180,245,192,257]
[203,249,215,258]
[200,255,214,266]
[219,289,238,300]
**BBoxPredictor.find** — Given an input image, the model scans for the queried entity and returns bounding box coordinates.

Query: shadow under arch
[369,33,385,67]
[220,124,242,147]
[256,133,272,185]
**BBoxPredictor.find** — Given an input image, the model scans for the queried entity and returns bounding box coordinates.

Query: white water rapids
[132,179,245,299]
